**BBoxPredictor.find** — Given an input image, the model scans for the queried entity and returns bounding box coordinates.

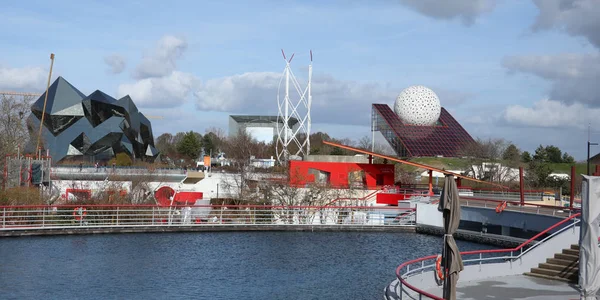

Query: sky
[0,0,599,160]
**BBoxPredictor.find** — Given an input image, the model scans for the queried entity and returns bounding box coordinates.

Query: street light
[588,141,598,175]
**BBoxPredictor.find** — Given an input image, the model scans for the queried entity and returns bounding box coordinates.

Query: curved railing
[394,212,582,300]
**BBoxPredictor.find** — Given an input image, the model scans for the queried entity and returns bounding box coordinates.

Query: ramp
[183,171,205,184]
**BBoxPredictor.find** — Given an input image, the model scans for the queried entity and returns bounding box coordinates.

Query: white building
[228,115,299,144]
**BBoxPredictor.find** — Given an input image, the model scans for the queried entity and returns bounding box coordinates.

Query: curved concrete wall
[416,203,565,234]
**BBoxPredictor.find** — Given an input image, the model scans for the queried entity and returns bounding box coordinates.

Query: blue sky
[1,0,599,160]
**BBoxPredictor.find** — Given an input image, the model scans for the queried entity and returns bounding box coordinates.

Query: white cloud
[118,71,199,108]
[194,72,280,111]
[134,35,187,79]
[193,71,397,126]
[103,54,126,74]
[398,0,496,26]
[502,53,600,106]
[503,99,600,129]
[532,0,600,48]
[0,65,47,90]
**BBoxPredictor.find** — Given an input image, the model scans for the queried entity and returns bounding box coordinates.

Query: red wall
[289,161,395,188]
[376,193,411,205]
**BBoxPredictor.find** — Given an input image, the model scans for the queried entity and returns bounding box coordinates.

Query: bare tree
[0,94,34,159]
[460,138,516,184]
[205,126,226,140]
[220,129,264,203]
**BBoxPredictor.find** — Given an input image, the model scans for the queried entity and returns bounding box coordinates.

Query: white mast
[276,49,313,165]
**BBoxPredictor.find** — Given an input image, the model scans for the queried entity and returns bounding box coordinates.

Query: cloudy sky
[1,0,599,159]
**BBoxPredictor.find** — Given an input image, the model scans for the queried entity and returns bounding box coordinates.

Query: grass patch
[410,157,470,170]
[547,163,586,175]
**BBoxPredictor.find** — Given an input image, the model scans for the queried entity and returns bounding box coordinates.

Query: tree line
[459,138,578,193]
[153,128,365,167]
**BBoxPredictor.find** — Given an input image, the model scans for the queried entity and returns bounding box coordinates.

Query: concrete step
[539,262,578,273]
[548,257,579,266]
[571,244,580,251]
[562,248,579,256]
[555,252,579,261]
[524,272,577,283]
[531,266,578,278]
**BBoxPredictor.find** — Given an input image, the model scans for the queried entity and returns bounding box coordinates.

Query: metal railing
[393,212,582,299]
[0,205,416,231]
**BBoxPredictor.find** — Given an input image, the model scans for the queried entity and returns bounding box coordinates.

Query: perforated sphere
[394,85,441,126]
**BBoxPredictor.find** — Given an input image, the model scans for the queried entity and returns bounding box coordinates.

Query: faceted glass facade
[372,104,474,158]
[27,77,159,162]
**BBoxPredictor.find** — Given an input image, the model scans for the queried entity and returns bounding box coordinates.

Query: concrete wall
[416,203,565,234]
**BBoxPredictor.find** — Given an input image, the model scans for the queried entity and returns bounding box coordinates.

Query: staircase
[524,244,579,283]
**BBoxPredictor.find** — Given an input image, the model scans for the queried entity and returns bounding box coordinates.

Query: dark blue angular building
[27,77,159,162]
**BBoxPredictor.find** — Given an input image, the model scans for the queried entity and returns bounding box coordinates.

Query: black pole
[588,141,591,176]
[588,142,598,176]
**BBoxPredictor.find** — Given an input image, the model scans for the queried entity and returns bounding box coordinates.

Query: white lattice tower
[276,50,312,164]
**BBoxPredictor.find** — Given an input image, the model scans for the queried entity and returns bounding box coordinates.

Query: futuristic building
[27,77,159,162]
[229,115,299,144]
[372,85,474,158]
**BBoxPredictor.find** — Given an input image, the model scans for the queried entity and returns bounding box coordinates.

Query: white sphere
[394,85,441,126]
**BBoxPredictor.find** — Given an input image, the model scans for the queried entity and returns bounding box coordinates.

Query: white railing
[0,205,416,231]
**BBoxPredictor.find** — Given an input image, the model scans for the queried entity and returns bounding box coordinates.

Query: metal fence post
[152,207,155,225]
[42,208,45,228]
[2,208,5,228]
[116,207,120,226]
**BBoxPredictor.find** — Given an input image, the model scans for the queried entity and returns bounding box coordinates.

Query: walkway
[422,275,590,300]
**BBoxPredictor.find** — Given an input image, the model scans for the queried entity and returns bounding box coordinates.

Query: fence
[0,205,416,231]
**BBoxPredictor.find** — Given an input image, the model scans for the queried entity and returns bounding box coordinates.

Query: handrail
[322,189,381,207]
[395,212,581,299]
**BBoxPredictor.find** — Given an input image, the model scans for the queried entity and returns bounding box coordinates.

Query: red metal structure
[288,161,395,188]
[154,186,203,206]
[322,140,508,188]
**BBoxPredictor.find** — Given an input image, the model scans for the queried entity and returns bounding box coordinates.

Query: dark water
[0,232,495,299]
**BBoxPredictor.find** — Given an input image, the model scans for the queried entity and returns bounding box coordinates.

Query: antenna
[276,50,313,165]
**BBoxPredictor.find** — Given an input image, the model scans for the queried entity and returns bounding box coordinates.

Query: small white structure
[250,156,276,168]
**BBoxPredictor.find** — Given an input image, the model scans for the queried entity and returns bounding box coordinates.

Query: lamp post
[588,141,598,175]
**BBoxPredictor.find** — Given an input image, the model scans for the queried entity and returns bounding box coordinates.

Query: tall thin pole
[36,53,55,158]
[588,141,591,176]
[371,114,375,152]
[307,50,312,156]
[519,167,525,206]
[570,165,576,209]
[284,60,290,159]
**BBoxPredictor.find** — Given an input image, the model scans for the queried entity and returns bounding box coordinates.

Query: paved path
[423,275,592,300]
